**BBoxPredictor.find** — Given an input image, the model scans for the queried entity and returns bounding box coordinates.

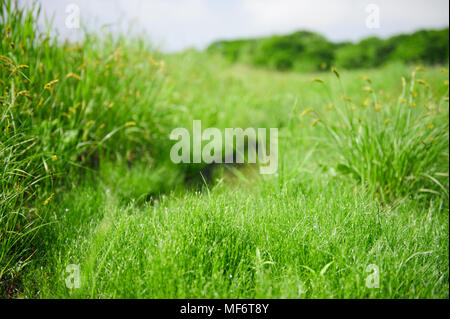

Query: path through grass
[1,2,449,298]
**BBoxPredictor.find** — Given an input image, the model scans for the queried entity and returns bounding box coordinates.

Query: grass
[19,175,449,298]
[1,1,449,298]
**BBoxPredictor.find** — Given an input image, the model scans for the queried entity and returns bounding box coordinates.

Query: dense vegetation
[1,1,449,298]
[207,28,449,71]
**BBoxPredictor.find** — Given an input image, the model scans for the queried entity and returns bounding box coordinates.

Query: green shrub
[208,29,449,71]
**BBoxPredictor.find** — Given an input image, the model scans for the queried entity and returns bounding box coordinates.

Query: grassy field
[1,2,449,298]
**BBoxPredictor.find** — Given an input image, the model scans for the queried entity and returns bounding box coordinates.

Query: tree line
[207,28,449,71]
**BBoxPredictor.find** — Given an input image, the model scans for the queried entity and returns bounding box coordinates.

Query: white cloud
[240,0,449,41]
[19,0,449,51]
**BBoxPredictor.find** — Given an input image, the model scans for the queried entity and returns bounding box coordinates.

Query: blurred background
[18,0,449,72]
[19,0,448,49]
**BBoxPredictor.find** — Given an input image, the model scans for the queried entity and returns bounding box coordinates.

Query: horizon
[205,26,450,47]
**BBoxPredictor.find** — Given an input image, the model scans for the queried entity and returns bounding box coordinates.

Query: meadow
[0,2,449,298]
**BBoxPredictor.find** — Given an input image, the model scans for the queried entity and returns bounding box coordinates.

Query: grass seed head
[360,75,372,83]
[331,66,340,79]
[362,86,373,93]
[416,79,430,88]
[44,79,59,90]
[66,72,82,81]
[43,193,55,206]
[301,108,315,117]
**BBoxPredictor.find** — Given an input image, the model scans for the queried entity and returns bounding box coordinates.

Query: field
[1,3,449,298]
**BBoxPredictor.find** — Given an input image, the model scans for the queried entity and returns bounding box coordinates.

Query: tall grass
[305,67,449,202]
[0,0,173,292]
[1,1,448,298]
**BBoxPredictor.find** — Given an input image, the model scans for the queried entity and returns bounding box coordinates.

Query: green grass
[19,173,449,298]
[1,1,449,298]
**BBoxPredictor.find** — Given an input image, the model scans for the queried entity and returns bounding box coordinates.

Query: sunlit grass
[1,1,449,298]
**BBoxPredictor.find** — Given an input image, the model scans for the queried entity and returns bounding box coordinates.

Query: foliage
[208,29,450,71]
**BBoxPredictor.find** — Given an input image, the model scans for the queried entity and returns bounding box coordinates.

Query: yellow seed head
[341,95,352,102]
[362,86,373,93]
[415,66,427,72]
[37,97,44,109]
[301,108,314,117]
[415,79,429,88]
[43,193,55,206]
[0,55,14,65]
[66,72,82,81]
[148,55,158,66]
[17,90,30,97]
[425,103,435,111]
[311,118,320,127]
[44,79,59,90]
[331,66,340,79]
[104,102,114,109]
[15,64,29,70]
[360,75,372,83]
[362,98,370,107]
[311,78,324,83]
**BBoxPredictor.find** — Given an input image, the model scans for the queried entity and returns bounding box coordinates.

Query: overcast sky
[20,0,449,52]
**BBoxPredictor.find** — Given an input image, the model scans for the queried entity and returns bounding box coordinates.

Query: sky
[20,0,450,52]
